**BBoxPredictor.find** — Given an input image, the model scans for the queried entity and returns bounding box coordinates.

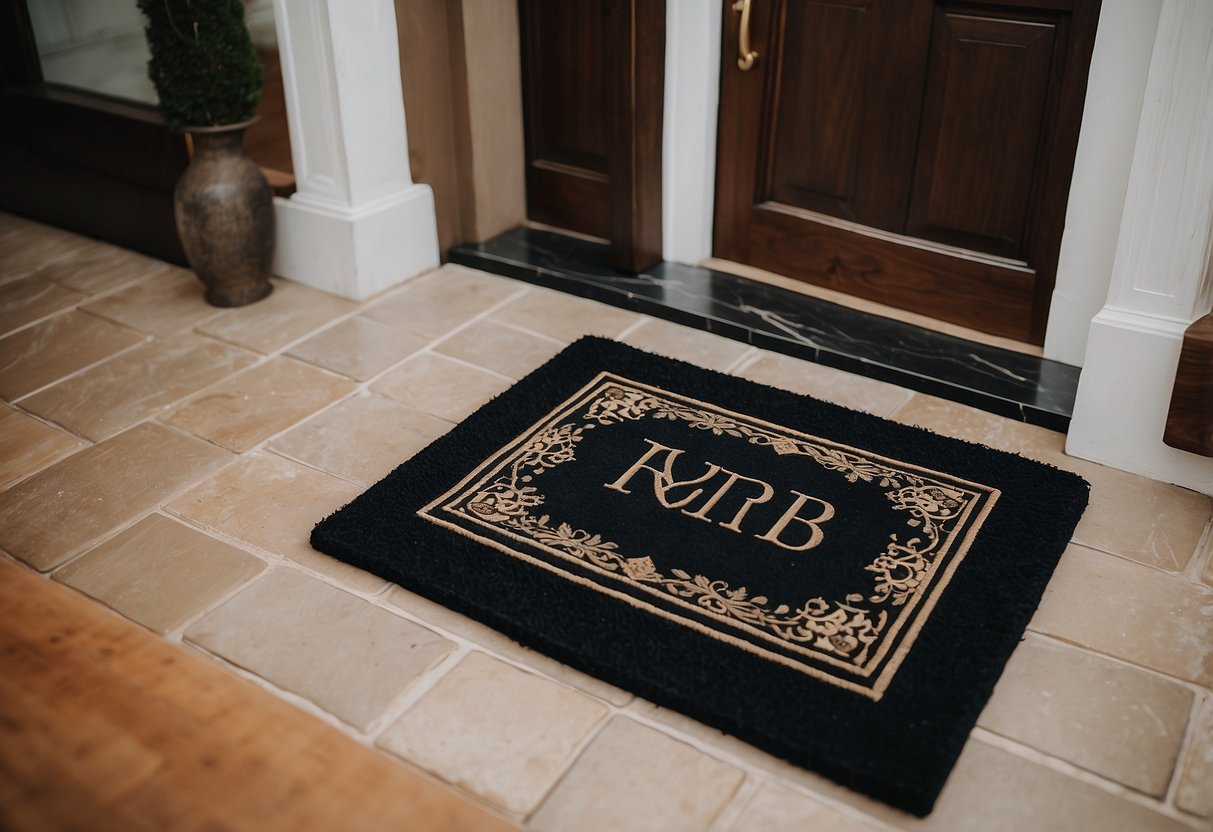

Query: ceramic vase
[174,120,274,307]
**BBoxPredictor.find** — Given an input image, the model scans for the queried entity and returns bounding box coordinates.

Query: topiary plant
[137,0,263,130]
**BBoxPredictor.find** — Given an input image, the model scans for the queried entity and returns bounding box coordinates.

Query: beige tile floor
[1,214,1210,830]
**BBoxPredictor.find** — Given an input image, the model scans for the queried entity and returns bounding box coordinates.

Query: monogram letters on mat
[312,338,1088,816]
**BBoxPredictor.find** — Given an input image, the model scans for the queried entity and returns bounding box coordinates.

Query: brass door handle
[733,0,758,71]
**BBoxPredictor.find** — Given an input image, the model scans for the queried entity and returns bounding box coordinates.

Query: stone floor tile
[0,405,86,490]
[81,270,222,336]
[433,319,564,380]
[890,393,1070,460]
[35,241,174,295]
[529,717,744,832]
[621,319,751,372]
[489,288,641,343]
[0,221,91,278]
[0,423,232,571]
[978,636,1193,795]
[792,738,1193,832]
[0,311,145,400]
[362,264,522,340]
[53,513,265,633]
[1175,696,1213,818]
[1204,547,1213,588]
[165,451,385,593]
[1069,463,1210,573]
[22,334,257,441]
[1029,544,1213,687]
[891,394,1211,572]
[185,569,454,730]
[0,275,85,335]
[378,652,608,815]
[196,280,359,354]
[727,782,885,832]
[384,585,634,706]
[624,697,796,777]
[371,352,513,423]
[737,352,914,416]
[271,394,450,487]
[164,357,354,452]
[286,316,428,381]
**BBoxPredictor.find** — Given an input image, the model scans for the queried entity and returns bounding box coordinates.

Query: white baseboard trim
[271,183,439,300]
[1067,308,1213,494]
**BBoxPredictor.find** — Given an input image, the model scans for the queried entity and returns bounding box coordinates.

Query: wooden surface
[765,0,930,233]
[1164,312,1213,457]
[906,9,1058,259]
[0,86,189,265]
[521,0,612,240]
[0,558,519,832]
[713,0,1101,344]
[607,0,665,272]
[519,0,663,271]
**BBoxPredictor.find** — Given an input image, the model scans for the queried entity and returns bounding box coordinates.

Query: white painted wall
[662,0,722,264]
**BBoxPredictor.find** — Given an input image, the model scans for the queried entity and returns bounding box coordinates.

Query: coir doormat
[312,337,1088,816]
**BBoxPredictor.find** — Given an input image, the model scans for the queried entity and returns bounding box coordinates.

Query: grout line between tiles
[7,330,152,408]
[722,346,760,375]
[1181,518,1213,584]
[159,506,388,599]
[703,776,760,832]
[610,702,905,830]
[970,727,1205,828]
[177,635,375,736]
[363,644,471,741]
[1020,629,1211,697]
[518,714,612,825]
[1066,538,1213,582]
[1163,688,1206,814]
[1024,624,1213,694]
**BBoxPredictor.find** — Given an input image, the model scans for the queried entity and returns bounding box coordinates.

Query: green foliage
[137,0,263,130]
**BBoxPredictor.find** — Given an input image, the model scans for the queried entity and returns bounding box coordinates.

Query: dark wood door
[714,0,1100,344]
[0,0,189,264]
[519,0,665,272]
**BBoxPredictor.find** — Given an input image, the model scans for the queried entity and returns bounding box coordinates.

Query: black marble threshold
[449,227,1080,432]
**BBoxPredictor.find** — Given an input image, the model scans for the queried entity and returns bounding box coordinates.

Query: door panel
[714,0,1101,344]
[767,0,931,231]
[520,0,612,238]
[523,1,610,173]
[906,9,1059,258]
[518,0,665,271]
[747,206,1037,337]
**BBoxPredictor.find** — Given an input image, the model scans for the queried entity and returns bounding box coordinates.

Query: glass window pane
[27,0,158,105]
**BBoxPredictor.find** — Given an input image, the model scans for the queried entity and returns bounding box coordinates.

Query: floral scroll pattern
[453,382,979,669]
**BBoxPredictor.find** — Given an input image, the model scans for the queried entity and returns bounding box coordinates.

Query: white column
[662,0,722,264]
[1042,0,1159,366]
[1067,0,1213,493]
[269,0,439,299]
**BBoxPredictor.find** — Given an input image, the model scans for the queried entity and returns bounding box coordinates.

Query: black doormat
[312,337,1088,816]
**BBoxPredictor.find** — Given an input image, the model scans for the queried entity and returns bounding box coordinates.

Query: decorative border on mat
[419,372,1000,699]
